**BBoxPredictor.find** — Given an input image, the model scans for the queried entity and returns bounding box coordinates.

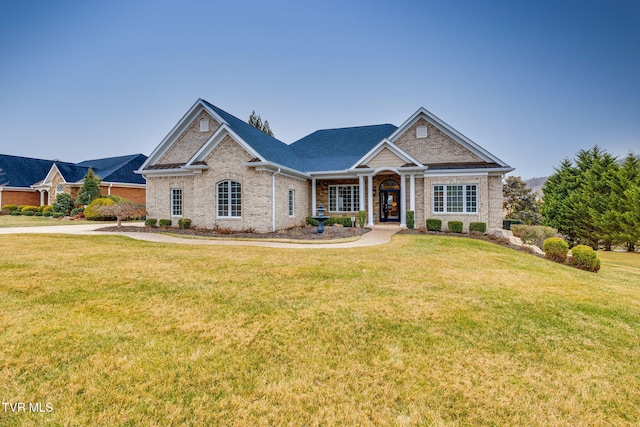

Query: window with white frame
[200,118,209,132]
[329,185,360,212]
[217,180,241,217]
[433,184,477,213]
[288,189,295,216]
[171,188,183,217]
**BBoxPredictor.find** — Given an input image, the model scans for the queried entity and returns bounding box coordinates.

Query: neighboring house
[138,99,514,232]
[0,154,147,207]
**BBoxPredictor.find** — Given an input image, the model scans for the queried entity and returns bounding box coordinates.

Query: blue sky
[1,0,638,179]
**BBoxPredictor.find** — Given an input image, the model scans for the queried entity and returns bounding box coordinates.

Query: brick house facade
[139,99,513,232]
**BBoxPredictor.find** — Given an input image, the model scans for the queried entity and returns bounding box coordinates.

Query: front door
[379,190,400,222]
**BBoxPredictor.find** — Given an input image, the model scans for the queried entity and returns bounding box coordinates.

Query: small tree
[96,202,147,228]
[52,193,75,216]
[76,168,102,205]
[503,176,542,225]
[248,110,275,137]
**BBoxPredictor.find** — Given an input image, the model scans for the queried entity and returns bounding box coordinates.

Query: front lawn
[0,234,638,426]
[0,215,87,228]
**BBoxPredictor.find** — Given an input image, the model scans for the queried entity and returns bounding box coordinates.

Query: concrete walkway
[0,223,399,249]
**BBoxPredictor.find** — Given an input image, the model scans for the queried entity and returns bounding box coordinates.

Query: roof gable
[0,154,57,188]
[389,108,510,167]
[78,154,147,184]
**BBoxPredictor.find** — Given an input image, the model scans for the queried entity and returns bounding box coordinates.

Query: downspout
[272,168,281,232]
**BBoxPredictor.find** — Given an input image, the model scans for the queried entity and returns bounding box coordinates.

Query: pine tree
[607,153,640,251]
[542,158,580,242]
[248,111,275,137]
[76,168,102,206]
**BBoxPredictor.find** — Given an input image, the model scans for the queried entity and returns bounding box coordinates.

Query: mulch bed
[98,225,370,241]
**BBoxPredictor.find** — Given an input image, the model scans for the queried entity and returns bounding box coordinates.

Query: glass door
[380,190,400,222]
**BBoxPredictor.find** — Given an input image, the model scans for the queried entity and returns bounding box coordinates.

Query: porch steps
[371,224,403,231]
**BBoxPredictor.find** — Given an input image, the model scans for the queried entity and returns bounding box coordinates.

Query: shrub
[448,221,463,233]
[42,205,53,213]
[511,225,558,248]
[543,237,569,263]
[2,204,18,212]
[23,211,35,216]
[10,210,22,216]
[306,216,318,226]
[503,219,524,230]
[43,212,52,217]
[358,210,367,228]
[571,245,601,272]
[21,205,38,213]
[406,210,415,229]
[38,205,49,212]
[51,212,64,218]
[145,218,158,228]
[52,193,75,216]
[333,217,353,227]
[84,198,116,220]
[426,218,442,231]
[70,208,85,217]
[469,222,487,233]
[35,212,43,216]
[178,218,192,229]
[159,219,172,227]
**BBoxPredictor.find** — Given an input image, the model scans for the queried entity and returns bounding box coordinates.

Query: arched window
[217,180,241,217]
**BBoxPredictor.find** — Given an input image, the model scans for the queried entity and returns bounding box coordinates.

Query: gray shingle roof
[0,154,57,187]
[201,100,398,173]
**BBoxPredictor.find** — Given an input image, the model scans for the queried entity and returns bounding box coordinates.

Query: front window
[433,184,477,213]
[217,180,241,217]
[329,185,360,212]
[288,189,295,216]
[171,188,182,217]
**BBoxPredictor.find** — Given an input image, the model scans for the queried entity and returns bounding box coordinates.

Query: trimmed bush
[448,221,463,233]
[53,193,75,216]
[43,212,52,217]
[145,218,158,228]
[469,222,487,233]
[178,218,192,229]
[503,219,524,230]
[333,217,353,227]
[21,205,39,213]
[406,210,415,229]
[23,211,35,216]
[10,210,22,216]
[84,198,116,220]
[2,204,18,212]
[511,225,558,248]
[34,212,43,216]
[52,212,64,218]
[358,210,367,228]
[426,218,442,232]
[42,205,53,213]
[571,245,601,272]
[159,219,172,227]
[543,237,569,263]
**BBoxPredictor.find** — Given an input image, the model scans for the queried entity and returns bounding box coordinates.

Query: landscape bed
[1,233,639,426]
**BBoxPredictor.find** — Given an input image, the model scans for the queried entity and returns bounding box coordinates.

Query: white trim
[423,167,514,177]
[432,183,479,214]
[367,175,374,226]
[216,180,242,219]
[328,184,360,213]
[139,99,228,171]
[388,107,510,167]
[350,138,424,169]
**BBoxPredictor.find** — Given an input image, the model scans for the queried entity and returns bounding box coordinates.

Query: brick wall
[0,189,40,207]
[158,110,220,164]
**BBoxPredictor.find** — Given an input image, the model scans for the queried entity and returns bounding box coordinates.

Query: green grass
[1,234,639,426]
[0,216,88,228]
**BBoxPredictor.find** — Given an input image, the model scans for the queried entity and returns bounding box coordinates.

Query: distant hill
[525,177,547,197]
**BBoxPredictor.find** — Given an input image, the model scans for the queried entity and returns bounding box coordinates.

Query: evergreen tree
[542,158,580,242]
[503,176,542,224]
[76,168,102,205]
[248,111,274,136]
[605,153,640,251]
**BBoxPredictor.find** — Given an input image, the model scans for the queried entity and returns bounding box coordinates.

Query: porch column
[367,175,374,226]
[311,178,317,215]
[409,173,416,211]
[358,176,365,211]
[399,174,407,228]
[39,190,45,206]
